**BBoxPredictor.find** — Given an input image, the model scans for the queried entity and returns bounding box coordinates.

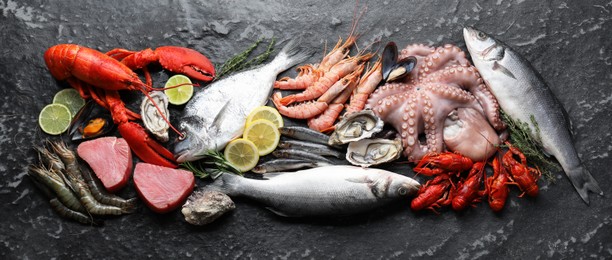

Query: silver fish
[278,126,331,146]
[174,40,312,162]
[278,140,344,158]
[206,165,420,217]
[463,27,603,204]
[252,159,331,174]
[272,149,334,164]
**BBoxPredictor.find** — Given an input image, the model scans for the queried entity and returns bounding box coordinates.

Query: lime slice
[224,138,260,172]
[164,74,194,105]
[39,103,72,135]
[243,119,281,156]
[245,106,284,128]
[53,88,85,118]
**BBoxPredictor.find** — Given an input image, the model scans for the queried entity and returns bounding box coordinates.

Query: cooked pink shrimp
[346,59,382,114]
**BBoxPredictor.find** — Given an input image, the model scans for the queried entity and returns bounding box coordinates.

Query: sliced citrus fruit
[245,106,284,128]
[243,119,281,156]
[52,88,85,118]
[39,103,72,135]
[224,138,260,172]
[164,74,194,105]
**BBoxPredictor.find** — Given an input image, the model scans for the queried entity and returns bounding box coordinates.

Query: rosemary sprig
[179,150,242,180]
[215,37,276,79]
[500,110,560,182]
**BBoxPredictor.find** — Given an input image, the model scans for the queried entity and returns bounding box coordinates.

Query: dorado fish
[205,165,420,217]
[463,27,603,204]
[174,40,312,162]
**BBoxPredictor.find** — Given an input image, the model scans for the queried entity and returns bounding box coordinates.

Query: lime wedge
[39,103,72,135]
[164,74,194,105]
[53,88,85,118]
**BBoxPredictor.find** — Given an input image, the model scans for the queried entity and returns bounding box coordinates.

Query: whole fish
[278,126,331,146]
[278,139,344,158]
[272,149,334,165]
[205,165,420,217]
[463,27,602,204]
[252,158,331,174]
[174,40,312,162]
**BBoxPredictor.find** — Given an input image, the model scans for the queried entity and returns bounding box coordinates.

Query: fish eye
[398,187,407,195]
[178,131,187,141]
[477,31,487,40]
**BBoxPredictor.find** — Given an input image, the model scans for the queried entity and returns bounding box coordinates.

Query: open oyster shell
[346,138,402,167]
[329,110,385,146]
[140,92,170,142]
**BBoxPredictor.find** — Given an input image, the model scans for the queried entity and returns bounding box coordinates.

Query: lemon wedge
[243,119,280,156]
[164,74,194,105]
[38,103,72,135]
[245,106,284,128]
[224,138,260,172]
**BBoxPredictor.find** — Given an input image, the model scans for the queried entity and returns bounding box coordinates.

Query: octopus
[365,44,505,162]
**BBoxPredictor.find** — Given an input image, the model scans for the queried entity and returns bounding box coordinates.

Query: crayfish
[409,144,541,214]
[44,44,215,168]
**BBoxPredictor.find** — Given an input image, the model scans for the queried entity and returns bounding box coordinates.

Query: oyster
[346,138,402,167]
[140,92,170,142]
[69,100,115,141]
[182,190,235,226]
[329,110,384,145]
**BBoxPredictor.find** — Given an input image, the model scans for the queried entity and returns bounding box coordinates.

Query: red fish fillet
[77,137,132,193]
[133,162,195,213]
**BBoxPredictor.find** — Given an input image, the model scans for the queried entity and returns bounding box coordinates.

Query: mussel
[69,100,115,141]
[381,41,417,82]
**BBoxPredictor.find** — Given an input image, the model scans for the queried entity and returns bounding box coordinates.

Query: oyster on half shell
[328,110,385,146]
[141,92,170,142]
[346,138,402,167]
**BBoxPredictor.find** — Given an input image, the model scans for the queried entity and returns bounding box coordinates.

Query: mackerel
[278,139,344,158]
[463,27,602,204]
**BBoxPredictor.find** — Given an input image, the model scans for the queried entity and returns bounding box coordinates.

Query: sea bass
[205,165,420,217]
[174,40,312,162]
[463,27,602,204]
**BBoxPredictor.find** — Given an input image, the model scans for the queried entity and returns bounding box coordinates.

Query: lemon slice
[164,74,194,105]
[53,88,85,118]
[245,106,284,128]
[243,119,281,156]
[39,103,72,135]
[224,138,260,172]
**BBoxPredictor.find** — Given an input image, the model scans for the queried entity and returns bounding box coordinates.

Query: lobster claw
[155,46,215,82]
[118,122,178,169]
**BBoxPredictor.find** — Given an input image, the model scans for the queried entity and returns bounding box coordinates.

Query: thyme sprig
[500,110,560,182]
[215,38,276,79]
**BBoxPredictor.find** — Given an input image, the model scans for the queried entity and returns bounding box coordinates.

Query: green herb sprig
[215,38,276,79]
[180,150,241,179]
[500,110,560,182]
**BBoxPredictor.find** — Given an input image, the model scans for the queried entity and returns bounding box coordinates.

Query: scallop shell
[140,92,170,142]
[346,138,402,167]
[328,110,385,146]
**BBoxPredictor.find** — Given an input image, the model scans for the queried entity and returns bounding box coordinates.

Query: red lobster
[44,44,215,168]
[413,152,474,176]
[451,162,487,211]
[502,142,541,197]
[410,175,453,214]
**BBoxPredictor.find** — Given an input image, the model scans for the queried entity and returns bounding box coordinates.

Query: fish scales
[206,165,420,217]
[175,40,312,162]
[463,27,602,204]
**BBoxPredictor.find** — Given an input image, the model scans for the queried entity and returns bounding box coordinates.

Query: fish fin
[265,207,295,217]
[567,166,603,205]
[205,172,240,196]
[211,101,231,128]
[492,61,516,79]
[269,38,315,74]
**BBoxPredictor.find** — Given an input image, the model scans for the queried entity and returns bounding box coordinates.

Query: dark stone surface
[1,0,611,259]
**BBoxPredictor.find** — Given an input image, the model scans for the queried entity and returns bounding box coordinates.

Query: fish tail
[567,166,603,205]
[205,173,240,196]
[269,39,314,74]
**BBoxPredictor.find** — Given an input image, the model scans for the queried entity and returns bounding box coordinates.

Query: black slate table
[1,1,611,259]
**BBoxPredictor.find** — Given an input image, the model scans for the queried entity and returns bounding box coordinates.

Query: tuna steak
[77,137,132,193]
[133,162,195,213]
